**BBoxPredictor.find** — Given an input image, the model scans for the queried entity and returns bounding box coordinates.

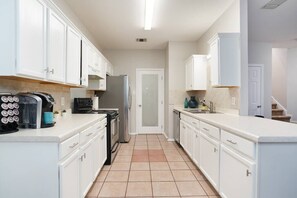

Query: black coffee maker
[32,92,55,128]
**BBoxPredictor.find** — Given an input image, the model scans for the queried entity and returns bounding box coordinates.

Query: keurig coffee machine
[18,92,55,129]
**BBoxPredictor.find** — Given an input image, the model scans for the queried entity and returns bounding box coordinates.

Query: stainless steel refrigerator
[97,75,131,143]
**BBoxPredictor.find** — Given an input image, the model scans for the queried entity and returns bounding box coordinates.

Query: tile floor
[86,134,221,198]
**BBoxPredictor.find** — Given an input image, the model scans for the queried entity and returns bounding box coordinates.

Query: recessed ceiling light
[262,0,287,9]
[144,0,155,30]
[136,38,147,42]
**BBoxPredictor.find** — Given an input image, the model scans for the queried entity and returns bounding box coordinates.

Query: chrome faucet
[201,100,215,113]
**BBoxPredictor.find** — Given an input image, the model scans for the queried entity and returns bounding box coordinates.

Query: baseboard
[162,132,168,139]
[162,132,175,141]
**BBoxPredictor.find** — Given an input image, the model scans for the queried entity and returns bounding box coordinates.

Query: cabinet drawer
[200,121,220,140]
[180,113,192,122]
[181,113,199,128]
[60,133,80,159]
[221,130,255,159]
[80,125,96,145]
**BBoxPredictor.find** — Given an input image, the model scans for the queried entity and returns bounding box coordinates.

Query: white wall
[103,50,166,134]
[248,42,272,118]
[272,48,288,108]
[287,48,297,122]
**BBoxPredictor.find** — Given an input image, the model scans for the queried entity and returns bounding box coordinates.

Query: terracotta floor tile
[134,145,148,150]
[114,155,132,163]
[98,182,127,197]
[85,182,103,198]
[181,154,192,161]
[96,170,108,182]
[152,182,180,197]
[133,149,149,156]
[150,162,170,170]
[191,169,206,181]
[186,161,198,169]
[148,145,163,150]
[102,165,111,171]
[126,182,153,197]
[105,171,129,182]
[129,171,151,181]
[176,181,206,196]
[130,162,150,170]
[151,170,174,181]
[117,149,133,156]
[135,141,148,146]
[168,161,189,170]
[165,154,184,161]
[149,155,167,162]
[199,180,219,195]
[110,162,131,171]
[148,149,164,155]
[172,170,197,181]
[132,155,149,162]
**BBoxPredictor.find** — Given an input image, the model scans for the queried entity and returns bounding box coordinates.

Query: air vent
[136,38,147,42]
[262,0,287,9]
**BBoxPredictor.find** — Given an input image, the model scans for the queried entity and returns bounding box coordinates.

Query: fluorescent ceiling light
[144,0,155,30]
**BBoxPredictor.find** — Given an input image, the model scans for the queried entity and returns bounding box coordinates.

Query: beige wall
[272,48,287,108]
[103,50,166,134]
[196,0,240,111]
[0,79,70,111]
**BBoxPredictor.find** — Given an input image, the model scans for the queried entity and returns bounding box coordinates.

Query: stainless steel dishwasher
[173,110,181,144]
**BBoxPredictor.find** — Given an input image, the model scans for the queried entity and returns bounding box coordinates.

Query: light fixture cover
[262,0,287,9]
[144,0,156,30]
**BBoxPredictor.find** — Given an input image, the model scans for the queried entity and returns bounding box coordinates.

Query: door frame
[248,64,264,116]
[136,68,164,134]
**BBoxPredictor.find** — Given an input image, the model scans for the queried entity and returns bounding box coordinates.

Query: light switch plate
[231,97,236,105]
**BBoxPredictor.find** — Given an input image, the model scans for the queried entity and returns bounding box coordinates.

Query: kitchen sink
[183,109,221,114]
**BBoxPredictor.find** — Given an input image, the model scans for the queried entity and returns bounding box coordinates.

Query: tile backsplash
[0,78,72,111]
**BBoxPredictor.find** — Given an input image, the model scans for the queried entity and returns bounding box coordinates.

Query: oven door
[110,115,120,151]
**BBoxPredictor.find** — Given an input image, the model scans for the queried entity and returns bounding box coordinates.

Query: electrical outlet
[231,97,236,105]
[61,97,65,106]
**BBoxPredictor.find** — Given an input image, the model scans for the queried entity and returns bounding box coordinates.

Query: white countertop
[175,107,297,143]
[0,114,106,143]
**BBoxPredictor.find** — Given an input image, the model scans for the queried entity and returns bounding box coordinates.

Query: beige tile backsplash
[0,78,72,111]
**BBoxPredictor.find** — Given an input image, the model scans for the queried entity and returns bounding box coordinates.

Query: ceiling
[64,0,234,50]
[248,0,297,48]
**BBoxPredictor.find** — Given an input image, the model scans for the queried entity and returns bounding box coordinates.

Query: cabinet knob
[84,153,86,159]
[213,147,217,152]
[49,68,54,74]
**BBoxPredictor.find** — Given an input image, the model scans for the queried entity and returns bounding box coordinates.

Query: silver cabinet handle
[86,133,93,137]
[214,147,218,152]
[196,134,198,138]
[80,155,83,162]
[227,139,237,145]
[246,170,252,176]
[49,68,54,74]
[69,142,79,149]
[203,128,209,131]
[84,153,86,159]
[192,122,197,125]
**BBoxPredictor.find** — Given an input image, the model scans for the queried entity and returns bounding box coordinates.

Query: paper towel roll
[92,97,99,110]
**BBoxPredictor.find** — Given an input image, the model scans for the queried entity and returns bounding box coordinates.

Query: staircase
[271,103,291,122]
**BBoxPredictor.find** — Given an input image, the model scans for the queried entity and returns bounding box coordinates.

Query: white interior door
[248,65,263,116]
[136,69,164,134]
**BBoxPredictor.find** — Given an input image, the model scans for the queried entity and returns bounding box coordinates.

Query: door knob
[257,105,261,108]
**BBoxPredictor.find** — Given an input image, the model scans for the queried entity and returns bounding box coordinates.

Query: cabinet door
[92,133,101,180]
[87,46,94,68]
[81,39,88,87]
[185,59,193,90]
[220,145,255,198]
[59,150,80,198]
[99,79,107,91]
[192,129,200,166]
[100,128,107,166]
[80,141,94,198]
[200,133,220,190]
[66,26,81,85]
[17,0,47,79]
[47,10,66,82]
[186,124,194,158]
[210,38,219,86]
[180,120,186,148]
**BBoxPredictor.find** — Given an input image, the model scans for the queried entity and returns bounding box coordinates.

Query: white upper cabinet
[66,26,81,85]
[47,10,67,83]
[185,55,207,91]
[17,0,47,79]
[81,38,89,87]
[208,33,240,87]
[106,62,114,76]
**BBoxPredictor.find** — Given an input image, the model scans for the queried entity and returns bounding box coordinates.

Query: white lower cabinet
[80,140,94,198]
[180,120,186,148]
[186,124,194,158]
[199,132,220,190]
[192,129,200,166]
[220,145,255,198]
[59,150,80,198]
[99,128,107,167]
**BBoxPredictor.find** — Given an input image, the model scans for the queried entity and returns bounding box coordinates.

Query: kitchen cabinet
[106,62,114,76]
[99,128,107,168]
[80,140,94,198]
[180,120,187,148]
[59,150,80,198]
[17,0,47,79]
[220,145,255,198]
[81,38,89,87]
[47,10,67,83]
[185,124,194,158]
[200,132,220,190]
[185,55,207,91]
[93,126,107,179]
[208,33,240,87]
[66,26,81,85]
[192,128,200,166]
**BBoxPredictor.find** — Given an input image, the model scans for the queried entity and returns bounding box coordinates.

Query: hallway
[86,134,220,198]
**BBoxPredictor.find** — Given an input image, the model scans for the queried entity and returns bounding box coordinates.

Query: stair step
[272,103,277,109]
[272,109,284,116]
[272,115,291,122]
